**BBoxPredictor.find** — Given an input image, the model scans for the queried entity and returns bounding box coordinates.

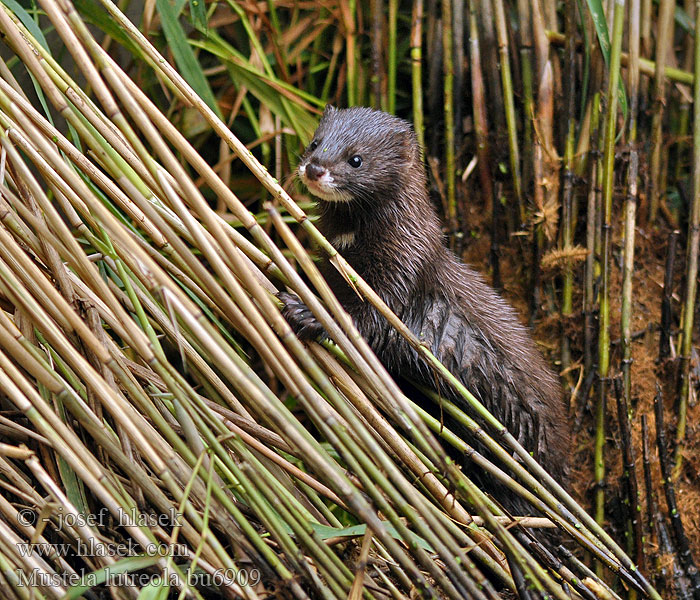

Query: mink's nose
[305,162,325,181]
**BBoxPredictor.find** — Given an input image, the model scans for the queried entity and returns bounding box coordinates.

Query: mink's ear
[406,123,424,162]
[322,104,335,117]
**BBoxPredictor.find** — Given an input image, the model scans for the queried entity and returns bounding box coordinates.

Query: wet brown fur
[282,106,570,511]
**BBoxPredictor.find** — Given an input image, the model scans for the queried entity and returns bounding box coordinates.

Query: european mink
[281,106,569,512]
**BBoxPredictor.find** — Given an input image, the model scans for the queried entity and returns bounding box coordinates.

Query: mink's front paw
[278,292,328,341]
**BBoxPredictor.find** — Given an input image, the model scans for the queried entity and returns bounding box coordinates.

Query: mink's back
[319,240,569,485]
[416,252,568,472]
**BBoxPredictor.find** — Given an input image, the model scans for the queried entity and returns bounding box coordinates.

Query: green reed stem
[561,0,577,370]
[674,0,700,481]
[517,0,534,194]
[649,0,675,223]
[345,0,357,105]
[491,0,523,222]
[597,0,626,537]
[388,0,397,114]
[441,0,456,234]
[411,0,425,151]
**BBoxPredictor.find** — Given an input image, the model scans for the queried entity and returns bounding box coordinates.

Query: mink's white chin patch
[298,165,353,203]
[331,231,356,250]
[306,186,354,202]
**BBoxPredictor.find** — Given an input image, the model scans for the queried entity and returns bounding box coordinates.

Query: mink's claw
[278,292,328,341]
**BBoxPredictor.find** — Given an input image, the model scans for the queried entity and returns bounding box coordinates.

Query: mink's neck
[320,183,439,239]
[316,175,445,296]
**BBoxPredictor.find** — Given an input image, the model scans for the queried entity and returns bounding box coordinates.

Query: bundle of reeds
[0,0,696,599]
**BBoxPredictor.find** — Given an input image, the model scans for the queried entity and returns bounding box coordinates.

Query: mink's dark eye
[348,155,362,168]
[308,140,318,152]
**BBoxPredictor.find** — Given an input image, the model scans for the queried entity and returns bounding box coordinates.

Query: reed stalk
[411,0,425,150]
[477,0,505,137]
[649,0,675,223]
[597,0,626,539]
[615,378,644,585]
[583,92,601,379]
[640,0,652,99]
[388,0,398,113]
[344,0,357,105]
[674,0,700,481]
[491,0,523,222]
[425,0,441,157]
[620,0,642,585]
[659,231,679,361]
[516,0,534,194]
[369,0,382,107]
[560,0,577,371]
[468,1,494,214]
[441,0,457,235]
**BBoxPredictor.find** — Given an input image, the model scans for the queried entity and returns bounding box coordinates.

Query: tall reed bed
[0,0,694,598]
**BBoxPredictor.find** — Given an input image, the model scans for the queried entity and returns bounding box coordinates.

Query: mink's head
[298,106,422,205]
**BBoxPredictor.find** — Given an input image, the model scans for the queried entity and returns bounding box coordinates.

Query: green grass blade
[1,0,49,49]
[585,0,628,126]
[189,0,207,31]
[156,0,222,119]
